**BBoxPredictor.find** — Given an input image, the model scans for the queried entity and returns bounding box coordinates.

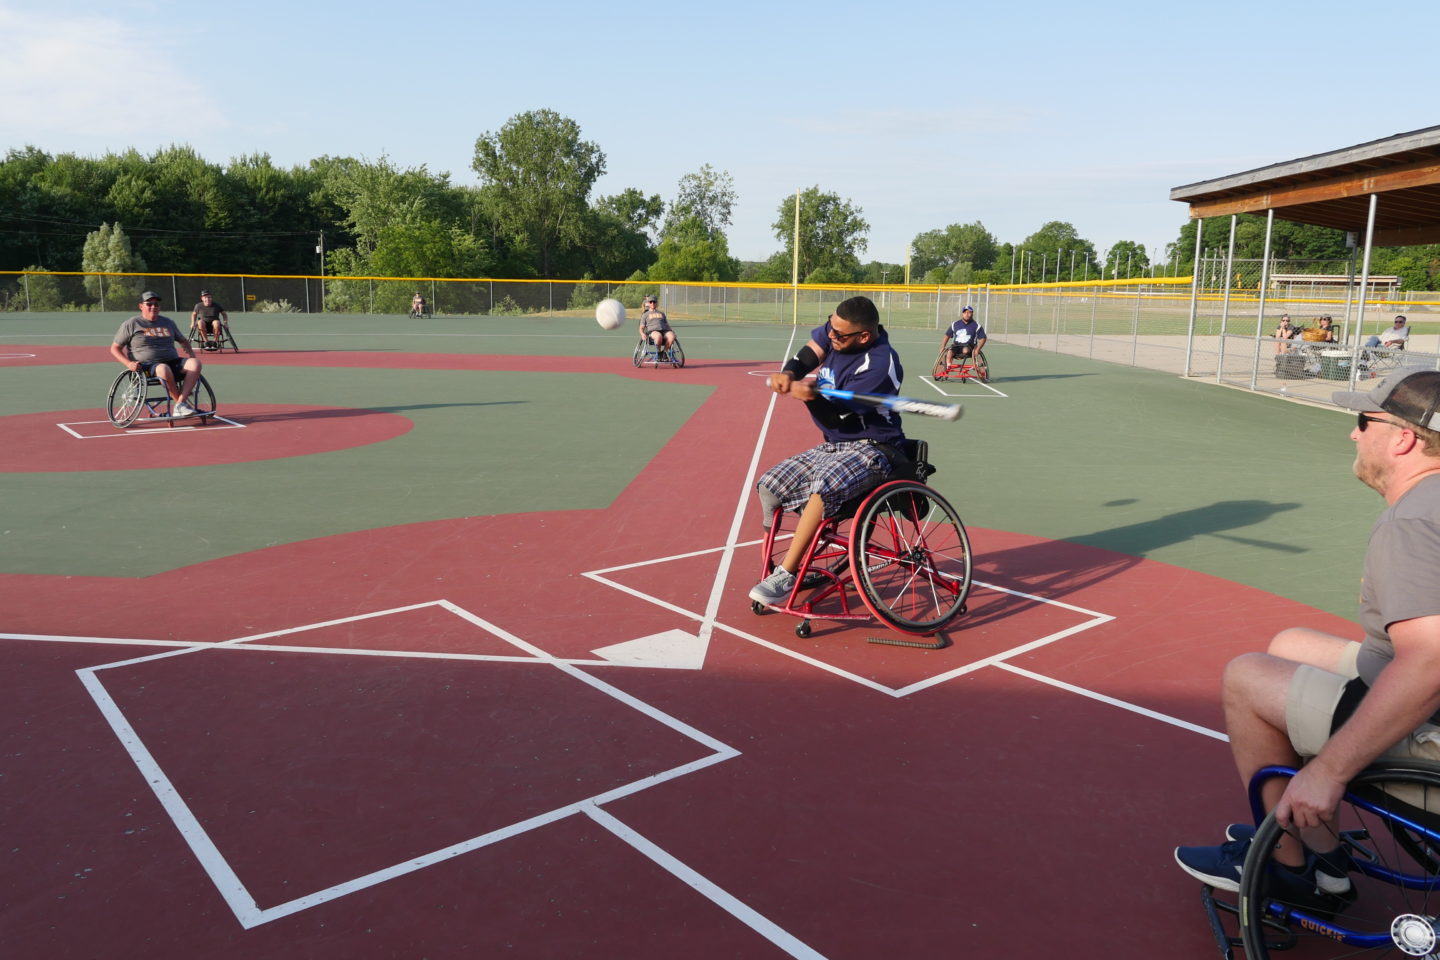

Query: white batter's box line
[57,415,246,439]
[583,539,1117,697]
[63,598,748,932]
[917,376,1008,399]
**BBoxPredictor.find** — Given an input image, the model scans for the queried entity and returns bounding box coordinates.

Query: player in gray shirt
[109,291,204,417]
[1173,370,1440,907]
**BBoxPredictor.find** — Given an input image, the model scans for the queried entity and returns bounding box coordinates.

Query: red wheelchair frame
[750,442,973,646]
[932,343,988,383]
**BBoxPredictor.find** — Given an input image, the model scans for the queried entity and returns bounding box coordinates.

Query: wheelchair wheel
[188,375,217,418]
[106,370,148,427]
[670,341,685,368]
[632,340,645,368]
[1239,762,1440,959]
[974,349,989,382]
[850,480,972,634]
[219,325,240,353]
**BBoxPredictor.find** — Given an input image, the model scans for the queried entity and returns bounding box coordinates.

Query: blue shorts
[757,441,892,517]
[138,358,186,378]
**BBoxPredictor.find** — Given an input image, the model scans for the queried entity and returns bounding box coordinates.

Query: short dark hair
[834,295,879,331]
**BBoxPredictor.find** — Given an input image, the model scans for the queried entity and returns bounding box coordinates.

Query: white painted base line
[40,599,769,937]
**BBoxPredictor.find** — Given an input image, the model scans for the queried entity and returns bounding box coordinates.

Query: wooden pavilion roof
[1170,125,1440,246]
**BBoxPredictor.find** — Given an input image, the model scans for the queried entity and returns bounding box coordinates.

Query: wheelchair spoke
[852,481,972,634]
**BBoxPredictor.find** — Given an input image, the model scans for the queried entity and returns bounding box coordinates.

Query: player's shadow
[234,402,523,424]
[978,372,1093,383]
[965,499,1302,629]
[378,401,526,413]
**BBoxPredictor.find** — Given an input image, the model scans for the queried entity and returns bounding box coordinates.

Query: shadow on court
[971,500,1302,628]
[1075,499,1303,557]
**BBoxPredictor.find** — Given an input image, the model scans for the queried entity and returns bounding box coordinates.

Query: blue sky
[3,0,1436,268]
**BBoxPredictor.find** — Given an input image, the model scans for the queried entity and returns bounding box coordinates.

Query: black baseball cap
[1334,370,1440,431]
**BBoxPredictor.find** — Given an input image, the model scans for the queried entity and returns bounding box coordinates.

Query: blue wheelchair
[1201,759,1440,959]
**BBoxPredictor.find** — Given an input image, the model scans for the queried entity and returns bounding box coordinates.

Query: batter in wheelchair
[1175,371,1440,959]
[749,295,971,644]
[108,290,217,427]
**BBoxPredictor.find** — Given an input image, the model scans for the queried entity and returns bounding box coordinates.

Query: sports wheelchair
[408,304,432,319]
[633,336,685,369]
[750,439,972,646]
[1201,759,1440,960]
[189,317,239,353]
[932,344,989,383]
[106,363,218,428]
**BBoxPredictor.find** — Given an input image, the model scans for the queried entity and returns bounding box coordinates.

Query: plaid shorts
[757,441,892,517]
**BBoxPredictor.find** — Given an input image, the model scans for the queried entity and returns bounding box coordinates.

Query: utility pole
[317,230,327,313]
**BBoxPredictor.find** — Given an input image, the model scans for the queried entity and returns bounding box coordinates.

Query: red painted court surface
[0,345,1358,958]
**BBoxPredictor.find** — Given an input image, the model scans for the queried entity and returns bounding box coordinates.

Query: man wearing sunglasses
[1175,370,1440,910]
[110,291,204,417]
[749,295,905,605]
[637,294,675,354]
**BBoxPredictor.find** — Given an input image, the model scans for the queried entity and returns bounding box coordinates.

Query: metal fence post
[1183,218,1204,377]
[1250,210,1275,389]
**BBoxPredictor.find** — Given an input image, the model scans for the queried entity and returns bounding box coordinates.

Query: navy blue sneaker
[1175,837,1251,892]
[1261,855,1357,920]
[1225,823,1256,843]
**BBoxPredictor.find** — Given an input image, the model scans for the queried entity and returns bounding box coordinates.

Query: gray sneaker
[172,401,197,418]
[749,568,796,605]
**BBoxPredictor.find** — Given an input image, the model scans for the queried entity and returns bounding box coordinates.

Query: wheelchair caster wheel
[750,600,765,615]
[795,620,811,639]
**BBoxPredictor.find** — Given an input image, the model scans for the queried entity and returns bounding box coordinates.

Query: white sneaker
[172,401,197,418]
[748,567,796,605]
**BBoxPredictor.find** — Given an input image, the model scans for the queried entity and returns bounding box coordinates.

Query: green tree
[584,188,662,279]
[909,221,997,277]
[81,222,147,308]
[649,225,739,281]
[1170,215,1350,270]
[16,266,63,310]
[772,187,869,283]
[1104,240,1150,279]
[663,164,736,241]
[858,260,904,284]
[472,109,606,277]
[1017,222,1097,281]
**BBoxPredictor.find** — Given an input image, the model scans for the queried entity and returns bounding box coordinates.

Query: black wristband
[782,353,817,379]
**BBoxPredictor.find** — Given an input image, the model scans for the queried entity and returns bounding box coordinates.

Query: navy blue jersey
[946,317,986,345]
[806,320,905,444]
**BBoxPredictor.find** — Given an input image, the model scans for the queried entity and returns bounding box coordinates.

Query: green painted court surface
[1,310,1376,619]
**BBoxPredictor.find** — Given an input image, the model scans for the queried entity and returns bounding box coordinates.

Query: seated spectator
[1274,315,1298,353]
[1366,315,1410,349]
[1299,316,1337,343]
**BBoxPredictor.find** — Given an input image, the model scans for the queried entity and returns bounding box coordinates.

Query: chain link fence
[6,269,1438,410]
[0,271,969,332]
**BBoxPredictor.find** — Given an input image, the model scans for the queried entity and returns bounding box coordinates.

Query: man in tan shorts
[1174,370,1440,908]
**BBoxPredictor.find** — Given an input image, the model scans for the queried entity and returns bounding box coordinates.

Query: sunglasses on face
[1357,412,1404,431]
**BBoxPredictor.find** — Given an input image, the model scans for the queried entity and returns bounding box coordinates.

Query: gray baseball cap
[1333,370,1440,430]
[139,291,161,302]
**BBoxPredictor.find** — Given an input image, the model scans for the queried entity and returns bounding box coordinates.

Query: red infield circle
[0,404,413,472]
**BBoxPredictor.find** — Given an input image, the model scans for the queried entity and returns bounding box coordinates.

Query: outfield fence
[5,268,1439,408]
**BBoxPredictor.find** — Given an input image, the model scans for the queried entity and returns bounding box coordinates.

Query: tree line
[3,107,1437,297]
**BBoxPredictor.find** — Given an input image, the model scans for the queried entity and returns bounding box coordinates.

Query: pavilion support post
[1250,209,1276,389]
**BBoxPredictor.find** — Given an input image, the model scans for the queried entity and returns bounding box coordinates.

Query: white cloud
[0,5,223,143]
